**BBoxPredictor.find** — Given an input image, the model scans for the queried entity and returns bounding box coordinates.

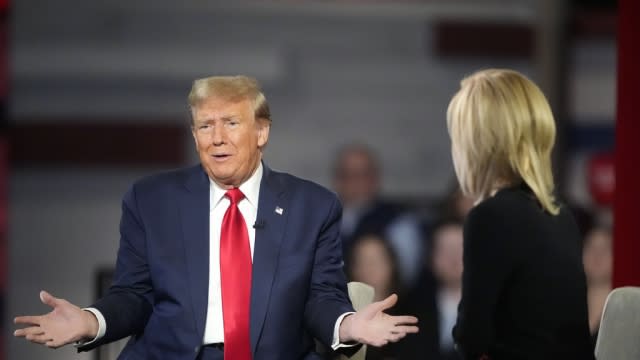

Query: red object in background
[587,152,614,207]
[0,2,7,360]
[0,140,5,290]
[0,140,4,360]
[614,0,640,288]
[0,0,5,97]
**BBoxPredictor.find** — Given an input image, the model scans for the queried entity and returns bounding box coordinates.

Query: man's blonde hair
[188,75,271,122]
[447,69,559,215]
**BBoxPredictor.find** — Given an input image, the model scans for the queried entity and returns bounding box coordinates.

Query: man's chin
[205,169,237,188]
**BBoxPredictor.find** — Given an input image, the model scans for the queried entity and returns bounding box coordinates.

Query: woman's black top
[453,184,595,360]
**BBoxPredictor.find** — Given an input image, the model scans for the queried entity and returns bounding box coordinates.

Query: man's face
[334,150,379,207]
[192,96,269,188]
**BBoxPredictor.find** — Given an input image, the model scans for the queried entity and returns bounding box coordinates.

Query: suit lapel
[179,166,210,340]
[250,165,289,355]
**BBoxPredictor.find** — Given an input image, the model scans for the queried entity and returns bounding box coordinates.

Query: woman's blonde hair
[447,69,559,215]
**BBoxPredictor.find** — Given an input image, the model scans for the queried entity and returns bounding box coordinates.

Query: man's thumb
[40,290,59,307]
[374,293,398,312]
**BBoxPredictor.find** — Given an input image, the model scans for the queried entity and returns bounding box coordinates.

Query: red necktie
[220,188,252,360]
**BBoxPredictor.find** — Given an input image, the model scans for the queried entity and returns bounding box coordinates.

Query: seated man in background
[332,144,425,290]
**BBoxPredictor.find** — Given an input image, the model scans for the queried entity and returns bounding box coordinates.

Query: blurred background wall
[6,0,616,359]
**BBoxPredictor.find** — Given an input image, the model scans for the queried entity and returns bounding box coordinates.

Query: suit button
[194,346,200,353]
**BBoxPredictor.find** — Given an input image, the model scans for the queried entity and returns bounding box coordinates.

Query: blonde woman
[447,69,594,360]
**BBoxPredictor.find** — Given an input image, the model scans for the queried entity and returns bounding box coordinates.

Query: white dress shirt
[82,163,353,349]
[203,163,262,343]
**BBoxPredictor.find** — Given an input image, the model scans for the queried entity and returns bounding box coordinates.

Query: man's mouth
[212,154,231,161]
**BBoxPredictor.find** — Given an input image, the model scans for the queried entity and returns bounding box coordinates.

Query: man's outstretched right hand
[14,290,99,349]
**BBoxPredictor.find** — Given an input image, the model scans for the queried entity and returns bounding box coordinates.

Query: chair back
[336,282,375,360]
[595,286,640,359]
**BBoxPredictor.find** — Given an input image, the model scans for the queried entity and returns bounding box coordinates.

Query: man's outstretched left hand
[339,294,419,347]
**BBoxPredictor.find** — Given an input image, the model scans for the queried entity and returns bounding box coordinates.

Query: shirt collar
[210,162,263,211]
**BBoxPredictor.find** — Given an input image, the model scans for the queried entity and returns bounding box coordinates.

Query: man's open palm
[14,291,98,349]
[341,294,419,347]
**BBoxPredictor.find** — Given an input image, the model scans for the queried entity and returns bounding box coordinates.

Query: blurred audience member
[333,143,424,288]
[394,219,464,360]
[582,226,612,340]
[347,233,401,302]
[430,221,464,358]
[440,180,475,222]
[346,233,402,360]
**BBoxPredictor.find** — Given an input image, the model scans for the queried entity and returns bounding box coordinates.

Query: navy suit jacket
[79,164,354,359]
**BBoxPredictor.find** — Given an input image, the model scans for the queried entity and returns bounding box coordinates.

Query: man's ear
[256,118,271,148]
[191,127,199,147]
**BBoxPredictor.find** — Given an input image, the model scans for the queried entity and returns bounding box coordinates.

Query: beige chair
[595,286,640,359]
[316,281,375,360]
[337,281,375,360]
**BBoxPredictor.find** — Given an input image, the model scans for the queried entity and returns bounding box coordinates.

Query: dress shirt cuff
[331,312,358,350]
[73,308,106,347]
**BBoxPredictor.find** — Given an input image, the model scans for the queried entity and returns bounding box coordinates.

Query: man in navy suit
[14,75,418,359]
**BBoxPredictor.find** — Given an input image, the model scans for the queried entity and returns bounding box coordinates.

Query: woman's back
[453,184,595,360]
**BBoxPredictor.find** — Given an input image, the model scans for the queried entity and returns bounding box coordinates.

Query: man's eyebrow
[196,114,238,122]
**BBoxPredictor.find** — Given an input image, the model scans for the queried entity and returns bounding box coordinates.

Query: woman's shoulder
[465,184,550,235]
[482,182,549,212]
[467,186,524,218]
[467,184,577,238]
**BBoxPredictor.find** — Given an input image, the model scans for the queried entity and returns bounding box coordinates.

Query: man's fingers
[14,316,42,326]
[392,315,419,325]
[28,333,53,344]
[25,333,52,344]
[391,325,420,334]
[46,340,64,349]
[14,326,44,337]
[387,332,405,343]
[370,339,389,348]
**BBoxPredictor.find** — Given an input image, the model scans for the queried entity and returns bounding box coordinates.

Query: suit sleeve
[303,194,355,347]
[78,184,154,351]
[453,204,515,359]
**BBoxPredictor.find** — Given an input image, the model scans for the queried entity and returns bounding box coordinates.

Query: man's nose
[211,126,225,145]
